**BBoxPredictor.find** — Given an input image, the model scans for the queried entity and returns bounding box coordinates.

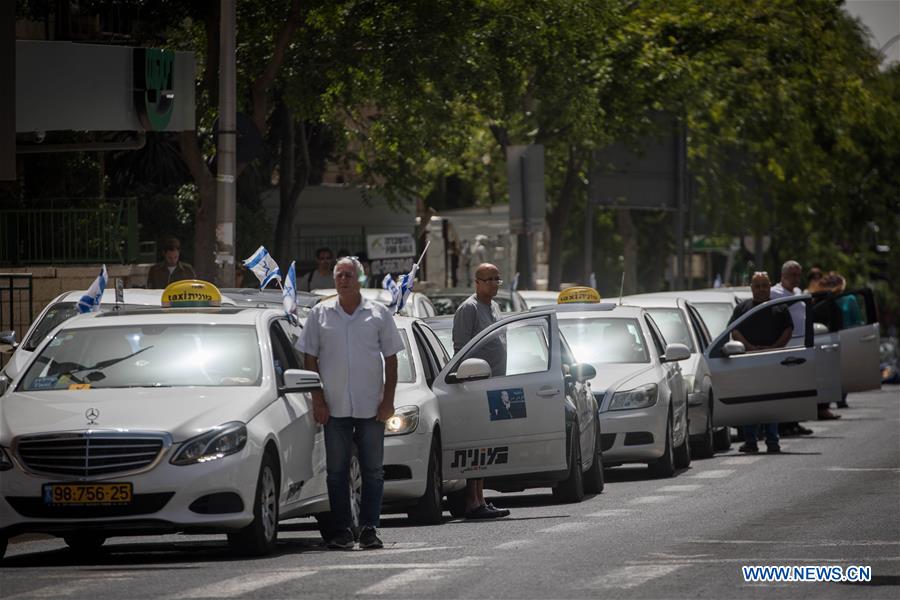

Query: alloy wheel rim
[260,467,277,541]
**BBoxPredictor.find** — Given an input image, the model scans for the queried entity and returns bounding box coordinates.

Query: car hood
[586,363,656,395]
[0,387,273,443]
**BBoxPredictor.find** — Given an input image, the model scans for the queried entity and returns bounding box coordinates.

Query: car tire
[314,446,362,542]
[650,407,676,478]
[713,425,732,452]
[408,433,443,525]
[63,533,107,553]
[583,422,605,494]
[674,403,692,470]
[0,536,6,561]
[691,397,716,459]
[552,431,585,503]
[227,451,279,556]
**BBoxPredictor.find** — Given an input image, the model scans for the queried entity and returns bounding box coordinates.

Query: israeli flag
[77,265,108,314]
[511,271,520,292]
[589,272,597,290]
[383,273,402,313]
[283,261,297,319]
[243,246,282,289]
[396,264,418,312]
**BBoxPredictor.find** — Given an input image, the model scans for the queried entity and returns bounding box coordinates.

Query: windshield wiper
[62,346,154,384]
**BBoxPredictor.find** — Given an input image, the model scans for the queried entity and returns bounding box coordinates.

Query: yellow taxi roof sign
[557,286,601,304]
[161,280,222,308]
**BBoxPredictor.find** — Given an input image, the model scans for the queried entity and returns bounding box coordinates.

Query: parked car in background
[220,288,321,318]
[880,337,900,384]
[518,290,562,310]
[632,290,741,338]
[425,288,526,315]
[311,288,437,318]
[622,294,731,456]
[422,316,454,357]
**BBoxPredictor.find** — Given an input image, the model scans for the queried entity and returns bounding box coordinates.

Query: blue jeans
[324,417,385,530]
[741,423,779,448]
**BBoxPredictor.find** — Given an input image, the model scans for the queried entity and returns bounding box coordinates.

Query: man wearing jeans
[300,256,404,549]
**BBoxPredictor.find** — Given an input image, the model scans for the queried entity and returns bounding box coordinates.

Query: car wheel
[713,424,732,452]
[228,451,279,556]
[583,422,605,494]
[63,533,107,553]
[314,445,362,542]
[552,430,585,503]
[408,434,443,525]
[691,397,716,459]
[674,402,692,469]
[0,536,6,561]
[650,407,676,478]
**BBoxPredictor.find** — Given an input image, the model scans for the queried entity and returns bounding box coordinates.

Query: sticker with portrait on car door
[487,388,527,421]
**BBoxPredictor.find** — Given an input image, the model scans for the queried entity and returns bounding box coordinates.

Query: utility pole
[216,0,237,286]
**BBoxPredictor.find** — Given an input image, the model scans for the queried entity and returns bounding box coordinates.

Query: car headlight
[385,405,419,436]
[0,447,13,471]
[609,384,659,411]
[171,422,248,466]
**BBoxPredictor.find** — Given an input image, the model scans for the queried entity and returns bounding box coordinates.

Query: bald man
[728,271,793,453]
[451,262,510,519]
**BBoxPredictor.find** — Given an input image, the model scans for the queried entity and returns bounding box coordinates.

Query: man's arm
[377,354,398,422]
[768,327,793,349]
[304,353,329,425]
[731,329,757,351]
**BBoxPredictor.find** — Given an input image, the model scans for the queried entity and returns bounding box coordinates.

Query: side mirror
[0,330,16,348]
[280,369,323,393]
[454,358,492,382]
[813,322,829,336]
[723,340,746,356]
[662,343,691,362]
[0,374,9,396]
[571,362,597,383]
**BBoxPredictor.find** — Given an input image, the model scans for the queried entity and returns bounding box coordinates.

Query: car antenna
[618,255,625,306]
[114,277,124,311]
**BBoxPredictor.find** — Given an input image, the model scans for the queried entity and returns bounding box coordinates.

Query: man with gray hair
[300,256,404,549]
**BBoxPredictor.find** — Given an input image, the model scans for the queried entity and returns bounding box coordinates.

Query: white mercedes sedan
[0,304,327,559]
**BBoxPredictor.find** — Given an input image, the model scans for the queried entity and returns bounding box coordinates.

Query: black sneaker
[738,443,759,454]
[767,444,781,454]
[327,528,355,550]
[358,526,383,549]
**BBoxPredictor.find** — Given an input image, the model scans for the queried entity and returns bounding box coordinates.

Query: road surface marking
[538,522,589,534]
[177,571,315,598]
[589,565,683,589]
[629,495,671,504]
[689,539,900,547]
[5,577,131,599]
[657,484,703,492]
[587,509,635,518]
[494,539,536,550]
[824,466,900,473]
[356,568,449,595]
[689,469,735,479]
[719,456,764,465]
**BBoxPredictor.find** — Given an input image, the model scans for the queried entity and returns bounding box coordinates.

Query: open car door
[431,311,568,479]
[705,295,835,426]
[811,288,880,393]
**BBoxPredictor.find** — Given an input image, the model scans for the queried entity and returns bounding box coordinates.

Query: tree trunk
[617,209,638,296]
[273,103,310,263]
[547,146,581,291]
[179,131,217,280]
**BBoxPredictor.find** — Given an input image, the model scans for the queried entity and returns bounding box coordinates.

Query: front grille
[600,433,617,452]
[624,431,654,446]
[15,432,169,477]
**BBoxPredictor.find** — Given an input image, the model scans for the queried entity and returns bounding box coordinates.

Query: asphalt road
[2,386,898,600]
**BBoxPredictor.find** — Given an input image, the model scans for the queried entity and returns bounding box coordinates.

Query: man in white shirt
[300,257,404,550]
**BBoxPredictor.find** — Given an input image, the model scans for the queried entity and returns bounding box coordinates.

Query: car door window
[644,308,694,352]
[455,316,551,377]
[414,332,436,386]
[419,324,450,368]
[270,322,300,387]
[644,316,666,358]
[686,305,711,351]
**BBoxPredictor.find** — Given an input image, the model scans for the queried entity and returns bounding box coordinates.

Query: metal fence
[0,274,33,368]
[0,198,138,265]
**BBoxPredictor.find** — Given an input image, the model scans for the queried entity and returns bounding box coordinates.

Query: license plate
[43,483,133,506]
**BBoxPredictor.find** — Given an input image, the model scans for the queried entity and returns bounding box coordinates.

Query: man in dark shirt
[728,272,793,453]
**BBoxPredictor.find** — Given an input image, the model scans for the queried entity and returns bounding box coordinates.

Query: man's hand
[376,400,394,423]
[312,394,330,425]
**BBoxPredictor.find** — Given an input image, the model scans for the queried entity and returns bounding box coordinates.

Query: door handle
[859,334,876,343]
[537,387,561,397]
[819,343,839,352]
[780,357,806,366]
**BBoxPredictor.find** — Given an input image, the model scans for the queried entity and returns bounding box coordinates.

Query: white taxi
[547,292,692,477]
[0,282,327,559]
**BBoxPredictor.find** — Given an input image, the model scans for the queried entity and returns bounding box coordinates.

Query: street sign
[367,233,416,276]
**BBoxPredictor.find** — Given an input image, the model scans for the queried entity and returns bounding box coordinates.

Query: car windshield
[431,295,513,316]
[644,308,694,352]
[19,324,261,390]
[692,302,735,338]
[558,317,649,364]
[23,302,147,351]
